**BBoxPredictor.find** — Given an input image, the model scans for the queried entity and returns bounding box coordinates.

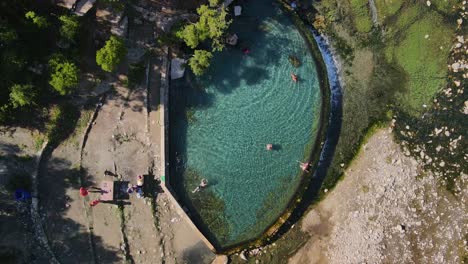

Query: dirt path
[38,143,94,263]
[289,128,467,264]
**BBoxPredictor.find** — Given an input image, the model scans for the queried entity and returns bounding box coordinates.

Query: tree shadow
[181,241,215,264]
[37,154,124,263]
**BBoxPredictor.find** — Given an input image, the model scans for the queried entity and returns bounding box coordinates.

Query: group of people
[79,186,104,207]
[124,175,145,198]
[80,175,146,207]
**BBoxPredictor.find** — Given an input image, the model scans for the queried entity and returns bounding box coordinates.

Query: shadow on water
[269,29,343,241]
[195,4,292,95]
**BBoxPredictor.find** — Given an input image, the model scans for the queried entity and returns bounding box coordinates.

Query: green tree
[49,60,79,95]
[96,35,127,72]
[176,24,201,49]
[59,15,80,42]
[189,50,212,76]
[0,24,17,44]
[9,84,36,108]
[208,0,219,7]
[177,4,231,52]
[25,11,49,28]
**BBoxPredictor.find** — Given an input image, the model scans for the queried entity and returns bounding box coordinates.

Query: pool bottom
[167,0,333,252]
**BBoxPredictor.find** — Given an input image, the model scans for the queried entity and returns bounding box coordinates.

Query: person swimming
[291,73,298,82]
[192,178,208,193]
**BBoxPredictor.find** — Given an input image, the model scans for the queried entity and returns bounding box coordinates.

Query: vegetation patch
[176,1,231,75]
[391,13,453,115]
[45,104,80,147]
[375,0,403,24]
[183,169,231,247]
[349,0,373,33]
[288,55,302,68]
[393,4,423,30]
[431,0,458,15]
[96,35,127,73]
[128,62,146,89]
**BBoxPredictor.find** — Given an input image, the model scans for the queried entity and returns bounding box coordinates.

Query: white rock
[426,1,431,7]
[240,252,247,261]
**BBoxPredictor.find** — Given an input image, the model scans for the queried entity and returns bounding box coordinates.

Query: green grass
[394,5,422,29]
[392,13,453,115]
[375,0,403,24]
[33,133,45,150]
[431,0,458,15]
[66,107,93,148]
[349,0,373,33]
[46,104,80,147]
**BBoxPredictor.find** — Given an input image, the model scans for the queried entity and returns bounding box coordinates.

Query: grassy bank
[314,0,456,192]
[246,0,460,261]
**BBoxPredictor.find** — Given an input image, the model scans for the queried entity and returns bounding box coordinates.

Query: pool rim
[167,0,332,254]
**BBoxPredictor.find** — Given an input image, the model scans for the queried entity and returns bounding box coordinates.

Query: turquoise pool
[170,0,322,248]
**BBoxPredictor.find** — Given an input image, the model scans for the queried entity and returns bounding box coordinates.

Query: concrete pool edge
[158,47,216,252]
[162,1,334,254]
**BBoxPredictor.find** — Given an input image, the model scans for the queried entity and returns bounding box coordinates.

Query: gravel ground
[290,128,467,264]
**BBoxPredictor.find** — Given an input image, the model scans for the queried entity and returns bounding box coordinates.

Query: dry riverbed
[290,128,467,264]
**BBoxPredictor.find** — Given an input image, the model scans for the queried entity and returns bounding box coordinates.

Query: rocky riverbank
[290,128,467,264]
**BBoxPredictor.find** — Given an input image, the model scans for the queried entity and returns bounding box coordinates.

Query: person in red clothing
[80,187,89,197]
[90,200,100,207]
[80,186,104,197]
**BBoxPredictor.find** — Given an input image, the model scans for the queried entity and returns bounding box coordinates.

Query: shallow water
[170,0,322,247]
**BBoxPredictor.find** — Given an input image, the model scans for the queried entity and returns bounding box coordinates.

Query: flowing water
[170,0,323,247]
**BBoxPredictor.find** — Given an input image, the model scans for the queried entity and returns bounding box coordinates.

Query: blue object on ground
[15,189,32,201]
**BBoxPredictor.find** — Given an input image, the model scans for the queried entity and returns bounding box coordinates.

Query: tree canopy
[177,4,231,52]
[96,35,127,72]
[25,11,49,28]
[0,1,83,125]
[59,15,80,42]
[176,24,200,49]
[49,57,79,95]
[9,84,36,108]
[189,50,213,76]
[176,3,231,75]
[208,0,219,7]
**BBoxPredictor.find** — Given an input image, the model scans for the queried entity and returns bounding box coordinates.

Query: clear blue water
[170,0,322,247]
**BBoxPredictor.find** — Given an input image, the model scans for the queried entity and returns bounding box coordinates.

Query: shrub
[189,50,212,76]
[9,84,36,108]
[96,36,127,72]
[59,15,80,42]
[25,11,48,28]
[49,61,79,95]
